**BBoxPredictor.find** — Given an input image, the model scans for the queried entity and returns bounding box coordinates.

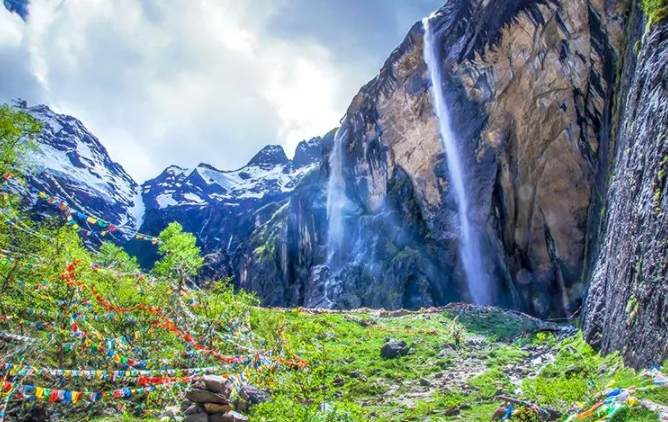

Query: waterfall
[326,126,349,270]
[422,16,491,305]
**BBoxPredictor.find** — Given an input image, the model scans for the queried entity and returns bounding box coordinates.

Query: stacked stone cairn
[182,375,248,422]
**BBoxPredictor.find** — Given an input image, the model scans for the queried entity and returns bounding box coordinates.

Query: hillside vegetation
[0,108,666,422]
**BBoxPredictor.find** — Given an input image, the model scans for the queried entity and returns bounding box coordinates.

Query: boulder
[204,403,233,414]
[185,389,231,405]
[184,404,204,415]
[184,413,208,422]
[203,375,233,396]
[380,340,410,359]
[209,411,249,422]
[238,385,271,405]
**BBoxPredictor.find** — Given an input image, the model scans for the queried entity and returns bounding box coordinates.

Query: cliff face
[240,0,626,316]
[583,14,668,368]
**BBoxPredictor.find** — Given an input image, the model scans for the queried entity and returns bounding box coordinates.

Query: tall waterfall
[422,17,491,305]
[326,126,349,270]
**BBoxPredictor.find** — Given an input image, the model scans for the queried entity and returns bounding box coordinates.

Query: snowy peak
[18,103,144,237]
[142,138,328,210]
[247,145,289,168]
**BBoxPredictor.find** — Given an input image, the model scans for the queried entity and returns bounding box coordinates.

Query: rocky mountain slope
[14,102,144,242]
[133,133,333,278]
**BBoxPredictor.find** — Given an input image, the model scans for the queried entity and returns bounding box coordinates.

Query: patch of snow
[156,193,178,208]
[128,189,145,230]
[183,193,205,204]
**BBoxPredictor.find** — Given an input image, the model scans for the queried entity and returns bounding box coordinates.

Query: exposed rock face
[239,0,626,316]
[583,16,668,368]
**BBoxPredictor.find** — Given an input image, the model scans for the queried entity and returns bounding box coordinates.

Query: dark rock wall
[583,15,668,368]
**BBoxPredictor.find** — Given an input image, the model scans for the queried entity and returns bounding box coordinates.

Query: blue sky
[1,0,441,181]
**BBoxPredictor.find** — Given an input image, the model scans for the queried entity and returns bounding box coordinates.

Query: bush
[642,0,668,25]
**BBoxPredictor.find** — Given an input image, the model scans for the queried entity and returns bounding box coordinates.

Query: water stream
[423,16,491,305]
[326,126,349,271]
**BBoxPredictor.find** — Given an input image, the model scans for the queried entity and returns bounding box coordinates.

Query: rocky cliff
[239,0,628,317]
[583,10,668,368]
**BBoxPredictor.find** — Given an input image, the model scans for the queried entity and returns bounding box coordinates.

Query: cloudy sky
[1,0,441,182]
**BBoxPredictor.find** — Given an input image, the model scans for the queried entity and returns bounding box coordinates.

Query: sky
[0,0,442,182]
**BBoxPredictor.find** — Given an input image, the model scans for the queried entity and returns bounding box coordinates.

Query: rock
[438,348,456,358]
[419,377,431,387]
[239,385,271,405]
[582,10,668,368]
[349,370,367,381]
[381,340,410,359]
[184,413,208,422]
[162,406,180,418]
[333,375,345,387]
[492,404,509,420]
[443,407,460,416]
[185,389,231,405]
[209,411,249,422]
[184,404,203,415]
[204,403,233,414]
[203,375,233,396]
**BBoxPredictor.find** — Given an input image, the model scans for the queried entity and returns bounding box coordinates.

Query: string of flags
[1,379,185,404]
[0,227,309,418]
[61,261,308,369]
[0,360,254,380]
[2,173,160,244]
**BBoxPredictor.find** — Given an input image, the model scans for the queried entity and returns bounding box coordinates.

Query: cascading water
[422,16,491,305]
[326,125,349,270]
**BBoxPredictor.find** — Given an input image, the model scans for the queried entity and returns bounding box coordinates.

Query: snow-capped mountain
[17,102,144,241]
[14,102,332,271]
[135,135,332,273]
[141,145,320,209]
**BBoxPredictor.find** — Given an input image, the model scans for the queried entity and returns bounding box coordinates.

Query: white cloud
[0,0,351,182]
[0,0,441,182]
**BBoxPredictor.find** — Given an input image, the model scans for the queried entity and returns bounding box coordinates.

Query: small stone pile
[182,375,248,422]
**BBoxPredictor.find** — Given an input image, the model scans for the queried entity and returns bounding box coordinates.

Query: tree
[153,222,204,290]
[98,241,140,272]
[0,103,42,177]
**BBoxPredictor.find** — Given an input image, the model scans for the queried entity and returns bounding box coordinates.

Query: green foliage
[642,0,668,26]
[153,222,204,286]
[469,368,510,399]
[252,397,366,422]
[521,335,598,406]
[0,104,42,176]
